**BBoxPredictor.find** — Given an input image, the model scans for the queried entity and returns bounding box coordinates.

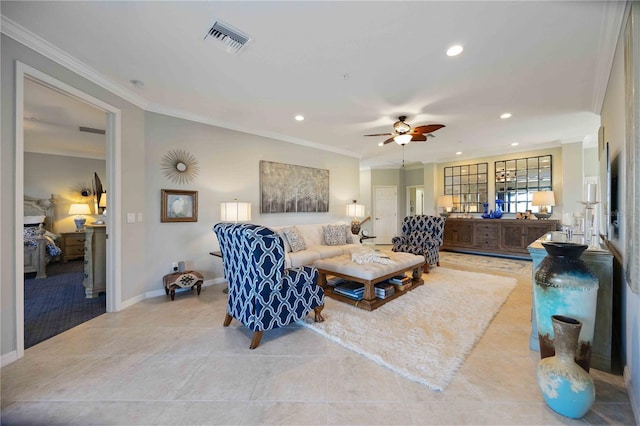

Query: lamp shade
[532,191,556,207]
[68,203,91,215]
[346,203,365,218]
[437,195,454,208]
[220,201,251,222]
[98,196,107,208]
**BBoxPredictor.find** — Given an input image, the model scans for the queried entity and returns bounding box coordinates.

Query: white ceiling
[2,1,626,168]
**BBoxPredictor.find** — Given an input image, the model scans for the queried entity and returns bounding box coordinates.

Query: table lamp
[68,203,91,231]
[220,199,251,222]
[94,195,107,225]
[437,195,454,217]
[346,200,365,234]
[532,191,555,219]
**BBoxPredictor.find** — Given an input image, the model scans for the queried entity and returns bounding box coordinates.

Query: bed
[24,195,62,279]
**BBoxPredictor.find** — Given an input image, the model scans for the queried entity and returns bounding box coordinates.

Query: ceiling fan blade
[410,134,427,142]
[364,132,393,137]
[411,124,445,134]
[79,126,106,135]
[383,136,396,145]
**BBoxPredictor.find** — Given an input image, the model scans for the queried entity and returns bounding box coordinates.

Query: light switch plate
[127,212,136,223]
[137,212,143,222]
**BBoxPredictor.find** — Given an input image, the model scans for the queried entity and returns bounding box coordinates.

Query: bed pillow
[24,215,46,225]
[323,224,347,245]
[282,226,306,252]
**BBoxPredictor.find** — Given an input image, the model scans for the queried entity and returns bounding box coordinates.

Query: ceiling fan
[364,116,445,145]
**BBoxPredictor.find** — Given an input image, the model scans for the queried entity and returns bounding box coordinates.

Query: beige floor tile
[2,251,635,425]
[327,401,414,425]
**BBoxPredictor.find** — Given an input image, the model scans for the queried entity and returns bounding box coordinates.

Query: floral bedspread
[23,227,62,257]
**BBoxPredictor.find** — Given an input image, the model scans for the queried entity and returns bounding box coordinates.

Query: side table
[163,270,203,301]
[210,251,228,294]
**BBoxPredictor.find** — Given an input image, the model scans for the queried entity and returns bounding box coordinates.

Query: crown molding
[1,15,361,159]
[146,103,362,159]
[591,1,629,114]
[1,16,150,111]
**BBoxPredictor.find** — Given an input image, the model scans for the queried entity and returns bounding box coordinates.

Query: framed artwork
[260,160,329,213]
[161,189,198,222]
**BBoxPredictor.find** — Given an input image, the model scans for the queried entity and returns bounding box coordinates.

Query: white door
[374,186,398,244]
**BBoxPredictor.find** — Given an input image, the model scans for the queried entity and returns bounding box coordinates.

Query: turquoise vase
[534,242,599,371]
[537,315,595,418]
[493,199,503,218]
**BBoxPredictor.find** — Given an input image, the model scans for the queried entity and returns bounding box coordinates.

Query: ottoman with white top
[313,250,425,311]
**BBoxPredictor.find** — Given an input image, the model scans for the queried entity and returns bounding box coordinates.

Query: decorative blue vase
[481,203,490,219]
[536,315,595,418]
[534,242,599,371]
[493,199,503,219]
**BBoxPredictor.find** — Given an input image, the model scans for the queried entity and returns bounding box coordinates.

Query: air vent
[204,21,251,54]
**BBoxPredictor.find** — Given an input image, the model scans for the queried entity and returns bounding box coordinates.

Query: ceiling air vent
[204,21,251,54]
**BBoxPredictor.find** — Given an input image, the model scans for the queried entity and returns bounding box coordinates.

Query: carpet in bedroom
[24,260,106,349]
[298,267,517,391]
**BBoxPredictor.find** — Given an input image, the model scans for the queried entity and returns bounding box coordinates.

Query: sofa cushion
[343,224,354,243]
[273,228,292,252]
[287,250,321,268]
[283,226,306,252]
[307,244,346,259]
[323,224,347,245]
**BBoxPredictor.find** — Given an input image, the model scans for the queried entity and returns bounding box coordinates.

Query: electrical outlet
[172,262,178,272]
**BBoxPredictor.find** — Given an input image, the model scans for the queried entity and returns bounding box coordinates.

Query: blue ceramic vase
[534,242,598,371]
[481,203,490,219]
[536,315,595,418]
[493,199,503,218]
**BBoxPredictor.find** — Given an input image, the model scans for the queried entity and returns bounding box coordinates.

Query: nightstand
[61,231,86,262]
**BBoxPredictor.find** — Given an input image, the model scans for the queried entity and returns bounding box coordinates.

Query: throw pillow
[274,228,292,252]
[343,224,354,244]
[323,224,347,245]
[283,226,306,252]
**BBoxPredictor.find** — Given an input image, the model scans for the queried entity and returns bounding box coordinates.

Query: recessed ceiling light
[511,142,519,146]
[446,45,464,57]
[500,113,512,119]
[378,142,384,147]
[295,115,304,121]
[456,151,462,155]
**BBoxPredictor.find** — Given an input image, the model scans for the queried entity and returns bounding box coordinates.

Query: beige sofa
[269,223,361,268]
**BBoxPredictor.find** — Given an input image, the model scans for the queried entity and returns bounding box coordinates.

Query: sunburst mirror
[161,149,200,185]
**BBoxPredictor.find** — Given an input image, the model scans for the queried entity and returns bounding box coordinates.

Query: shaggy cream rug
[299,267,517,391]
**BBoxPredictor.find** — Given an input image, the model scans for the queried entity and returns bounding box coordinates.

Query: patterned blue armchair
[392,215,446,273]
[213,223,325,349]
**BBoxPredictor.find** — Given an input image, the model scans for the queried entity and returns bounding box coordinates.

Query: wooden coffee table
[314,251,425,311]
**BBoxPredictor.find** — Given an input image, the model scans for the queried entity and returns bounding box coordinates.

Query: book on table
[374,282,395,299]
[389,274,411,284]
[333,282,365,300]
[326,275,344,287]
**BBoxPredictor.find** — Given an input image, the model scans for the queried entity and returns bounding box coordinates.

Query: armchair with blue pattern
[391,215,446,273]
[213,223,325,349]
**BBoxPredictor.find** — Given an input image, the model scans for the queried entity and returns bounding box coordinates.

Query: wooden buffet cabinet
[442,218,559,259]
[83,224,106,298]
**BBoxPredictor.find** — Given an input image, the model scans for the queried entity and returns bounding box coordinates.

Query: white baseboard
[624,366,640,425]
[1,350,18,367]
[144,278,225,299]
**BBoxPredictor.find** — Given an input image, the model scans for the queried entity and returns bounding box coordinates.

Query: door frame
[373,185,398,244]
[406,185,424,216]
[14,61,122,359]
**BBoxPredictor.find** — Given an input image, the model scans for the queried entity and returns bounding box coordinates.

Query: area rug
[439,251,532,274]
[298,267,517,391]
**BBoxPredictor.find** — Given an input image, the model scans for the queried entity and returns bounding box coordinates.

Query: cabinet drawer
[65,235,85,245]
[65,245,85,257]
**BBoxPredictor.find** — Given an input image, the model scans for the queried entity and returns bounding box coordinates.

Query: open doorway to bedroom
[22,77,108,348]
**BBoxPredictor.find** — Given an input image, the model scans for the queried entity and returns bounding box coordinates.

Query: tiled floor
[1,252,635,425]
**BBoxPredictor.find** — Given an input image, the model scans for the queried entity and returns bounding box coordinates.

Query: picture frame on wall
[161,189,198,223]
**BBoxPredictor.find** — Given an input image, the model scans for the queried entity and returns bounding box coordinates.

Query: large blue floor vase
[536,315,595,419]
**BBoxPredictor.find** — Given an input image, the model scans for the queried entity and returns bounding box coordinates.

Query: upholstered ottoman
[314,250,425,311]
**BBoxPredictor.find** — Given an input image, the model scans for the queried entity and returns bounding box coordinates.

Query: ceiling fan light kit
[365,116,445,147]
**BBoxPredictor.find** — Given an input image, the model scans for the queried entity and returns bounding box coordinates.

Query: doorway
[373,186,397,244]
[15,62,122,359]
[407,185,424,216]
